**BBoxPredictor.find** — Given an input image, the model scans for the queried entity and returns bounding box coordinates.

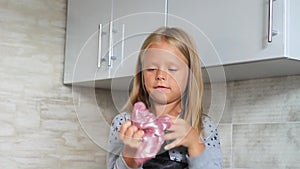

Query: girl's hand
[164,118,205,157]
[119,120,144,167]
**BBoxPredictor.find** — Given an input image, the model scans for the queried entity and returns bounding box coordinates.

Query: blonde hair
[122,27,204,133]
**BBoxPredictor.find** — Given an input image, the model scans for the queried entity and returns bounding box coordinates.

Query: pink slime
[131,102,173,164]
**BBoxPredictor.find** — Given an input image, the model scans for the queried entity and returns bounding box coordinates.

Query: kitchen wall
[0,0,107,168]
[217,76,300,169]
[0,0,299,169]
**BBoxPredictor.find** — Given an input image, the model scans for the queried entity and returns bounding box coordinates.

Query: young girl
[107,27,222,169]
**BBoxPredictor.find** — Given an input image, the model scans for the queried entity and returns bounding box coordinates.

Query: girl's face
[142,40,189,105]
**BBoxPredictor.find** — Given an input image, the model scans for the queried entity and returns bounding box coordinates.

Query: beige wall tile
[232,123,300,169]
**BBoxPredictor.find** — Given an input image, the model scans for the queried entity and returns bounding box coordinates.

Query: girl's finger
[164,138,181,150]
[124,125,138,139]
[133,130,144,140]
[132,130,145,146]
[123,127,142,148]
[167,124,179,132]
[119,121,132,140]
[164,131,178,140]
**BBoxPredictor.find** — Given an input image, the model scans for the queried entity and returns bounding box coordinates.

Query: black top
[142,147,188,169]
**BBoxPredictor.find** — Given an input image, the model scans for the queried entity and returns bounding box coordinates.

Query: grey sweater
[107,112,223,169]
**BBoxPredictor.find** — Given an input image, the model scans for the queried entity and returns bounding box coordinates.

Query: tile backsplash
[0,0,299,168]
[217,76,300,169]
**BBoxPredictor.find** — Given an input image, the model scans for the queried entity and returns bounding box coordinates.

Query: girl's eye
[168,68,177,72]
[145,68,157,71]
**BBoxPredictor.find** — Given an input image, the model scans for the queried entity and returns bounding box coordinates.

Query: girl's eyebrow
[144,58,186,66]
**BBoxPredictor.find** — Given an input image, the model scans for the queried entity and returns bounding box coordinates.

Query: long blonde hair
[122,27,204,133]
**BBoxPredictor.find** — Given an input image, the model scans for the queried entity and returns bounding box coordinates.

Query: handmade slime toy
[131,102,173,164]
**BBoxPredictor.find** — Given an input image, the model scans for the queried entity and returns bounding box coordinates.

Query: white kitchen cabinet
[107,0,166,80]
[64,0,112,84]
[65,0,300,89]
[64,0,166,88]
[168,0,300,81]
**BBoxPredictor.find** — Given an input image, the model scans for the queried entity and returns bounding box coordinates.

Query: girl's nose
[156,70,166,80]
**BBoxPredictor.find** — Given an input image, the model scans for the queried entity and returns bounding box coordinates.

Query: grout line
[230,123,233,169]
[229,121,300,125]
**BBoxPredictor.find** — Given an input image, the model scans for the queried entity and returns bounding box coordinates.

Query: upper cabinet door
[168,0,285,67]
[64,0,111,84]
[109,0,166,78]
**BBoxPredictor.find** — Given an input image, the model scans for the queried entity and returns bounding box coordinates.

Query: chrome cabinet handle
[268,0,276,43]
[97,24,102,68]
[108,21,113,67]
[165,0,168,26]
[121,24,125,62]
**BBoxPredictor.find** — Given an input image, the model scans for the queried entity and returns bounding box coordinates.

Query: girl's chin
[149,95,168,105]
[150,97,168,105]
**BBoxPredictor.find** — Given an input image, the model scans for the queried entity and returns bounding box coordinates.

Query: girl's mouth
[155,86,170,90]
